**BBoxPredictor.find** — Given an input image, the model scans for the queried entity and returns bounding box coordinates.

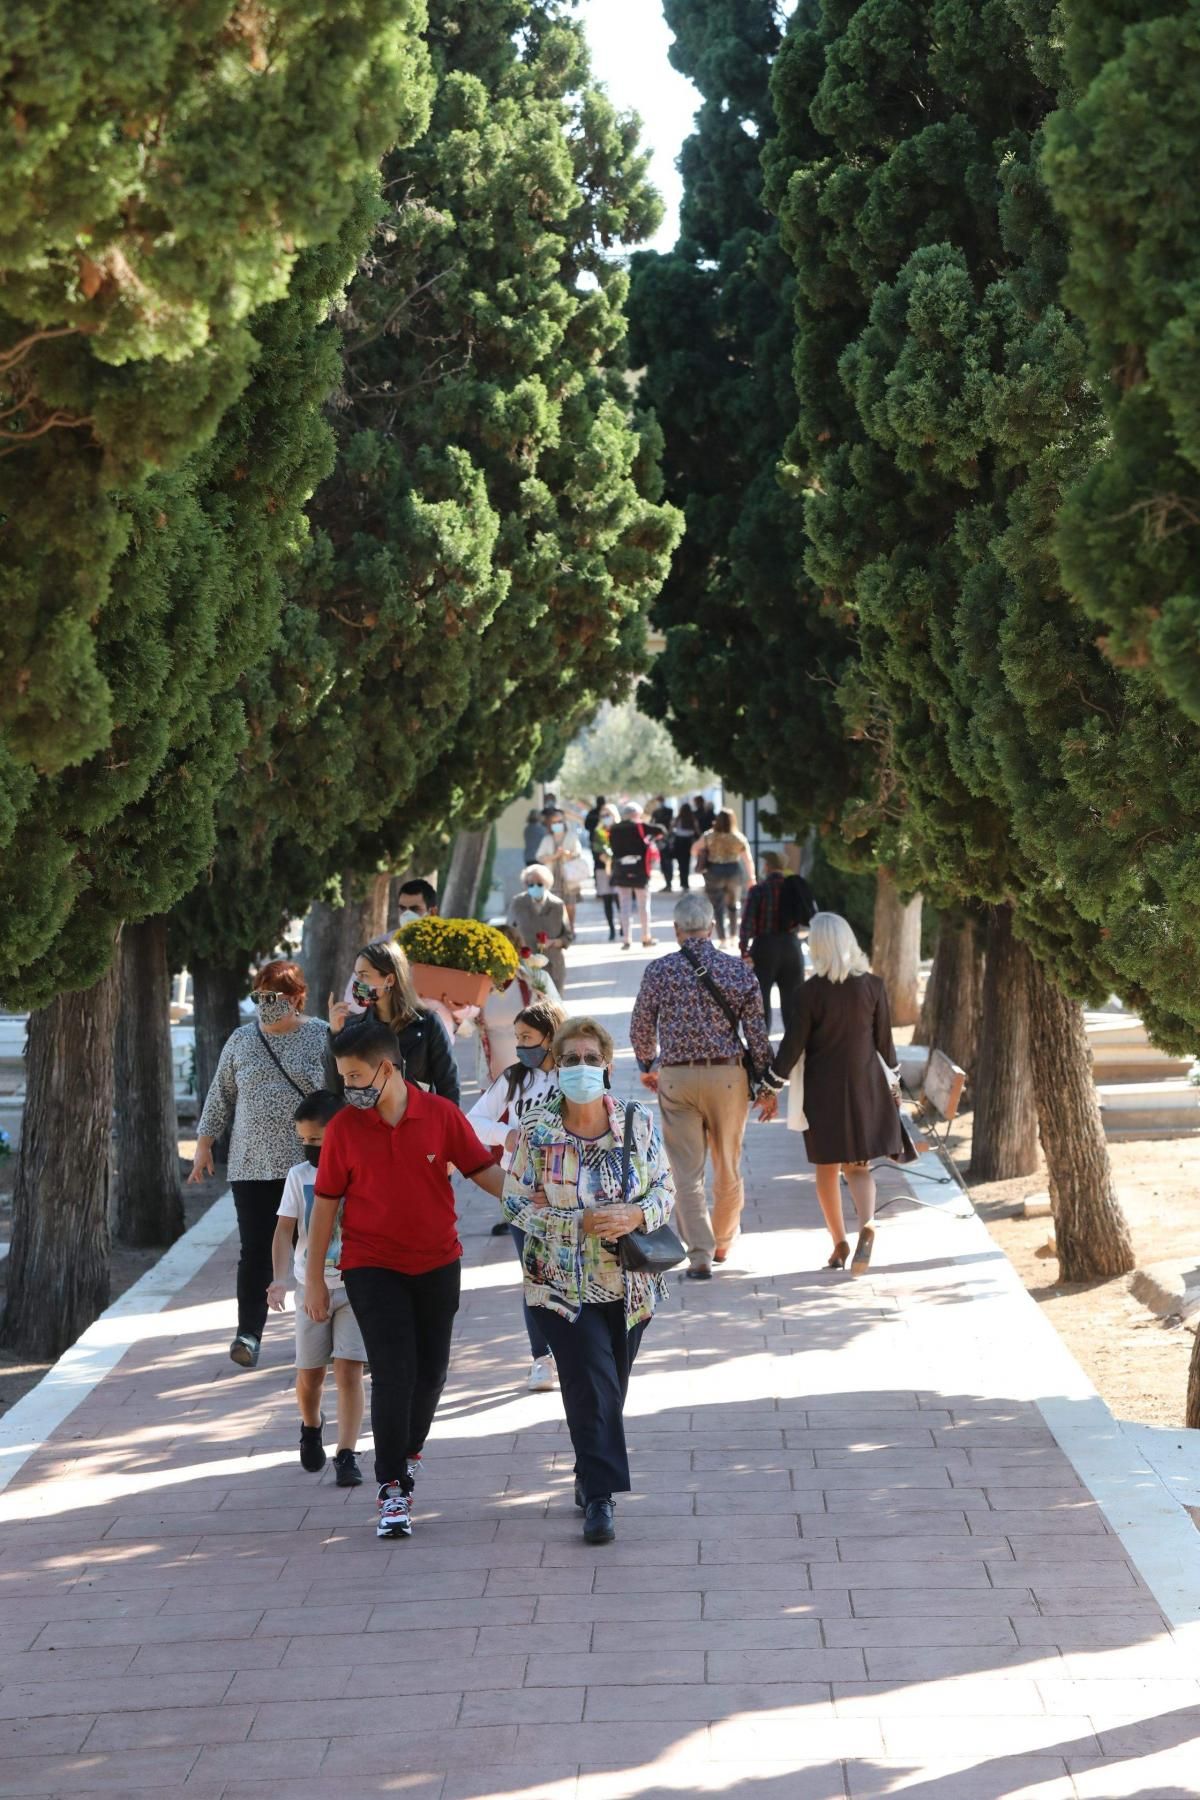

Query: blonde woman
[696,807,756,944]
[762,912,902,1275]
[327,940,459,1102]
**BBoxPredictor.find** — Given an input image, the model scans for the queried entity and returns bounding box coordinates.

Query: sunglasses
[559,1051,605,1068]
[250,991,292,1006]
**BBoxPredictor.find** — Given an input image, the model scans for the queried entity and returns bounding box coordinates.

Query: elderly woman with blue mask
[507,862,573,996]
[503,1017,675,1546]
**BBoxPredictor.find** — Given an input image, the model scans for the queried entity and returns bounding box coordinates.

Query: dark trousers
[601,893,617,936]
[660,845,676,889]
[342,1260,461,1490]
[509,1227,550,1360]
[231,1179,286,1341]
[751,932,805,1035]
[535,1301,647,1501]
[674,842,692,889]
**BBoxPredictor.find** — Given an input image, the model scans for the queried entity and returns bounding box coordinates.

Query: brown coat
[774,972,902,1165]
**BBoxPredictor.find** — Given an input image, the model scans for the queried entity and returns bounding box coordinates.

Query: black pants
[342,1261,461,1490]
[535,1301,647,1501]
[674,843,692,889]
[509,1228,550,1360]
[601,893,617,936]
[751,932,805,1035]
[231,1179,286,1341]
[660,845,676,889]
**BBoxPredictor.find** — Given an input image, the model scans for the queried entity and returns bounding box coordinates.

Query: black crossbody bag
[679,941,761,1100]
[614,1102,686,1274]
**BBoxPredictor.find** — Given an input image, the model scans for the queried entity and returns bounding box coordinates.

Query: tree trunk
[917,910,985,1075]
[871,866,922,1026]
[1027,959,1134,1282]
[113,918,184,1248]
[1,961,121,1358]
[1187,1328,1200,1431]
[301,871,391,1017]
[441,828,491,920]
[192,956,245,1161]
[968,904,1039,1181]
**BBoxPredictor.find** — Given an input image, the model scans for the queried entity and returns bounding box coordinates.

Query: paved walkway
[2,914,1200,1798]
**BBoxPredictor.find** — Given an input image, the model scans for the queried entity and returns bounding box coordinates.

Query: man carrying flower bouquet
[507,862,573,996]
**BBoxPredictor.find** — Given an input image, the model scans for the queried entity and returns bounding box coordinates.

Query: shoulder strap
[619,1100,638,1201]
[680,941,742,1034]
[256,1026,312,1102]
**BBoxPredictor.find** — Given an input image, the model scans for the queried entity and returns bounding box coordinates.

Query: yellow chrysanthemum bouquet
[395,917,518,986]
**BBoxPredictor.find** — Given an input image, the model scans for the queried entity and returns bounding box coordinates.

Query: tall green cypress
[1044,2,1200,719]
[171,0,680,1005]
[0,4,434,1355]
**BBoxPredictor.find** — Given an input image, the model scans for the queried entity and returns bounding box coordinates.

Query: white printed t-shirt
[277,1159,343,1287]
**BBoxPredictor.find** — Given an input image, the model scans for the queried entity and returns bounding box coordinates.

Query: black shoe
[333,1448,362,1487]
[299,1416,326,1473]
[229,1333,259,1368]
[490,1220,510,1236]
[574,1475,586,1511]
[583,1498,615,1545]
[684,1263,713,1281]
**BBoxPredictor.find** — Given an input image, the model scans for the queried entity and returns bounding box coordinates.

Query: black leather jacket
[324,1008,461,1106]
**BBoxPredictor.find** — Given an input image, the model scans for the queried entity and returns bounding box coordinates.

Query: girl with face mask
[501,1020,677,1546]
[325,940,460,1105]
[467,1001,567,1392]
[190,961,330,1369]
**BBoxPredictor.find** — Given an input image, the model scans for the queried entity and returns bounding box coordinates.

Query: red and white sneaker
[376,1482,412,1540]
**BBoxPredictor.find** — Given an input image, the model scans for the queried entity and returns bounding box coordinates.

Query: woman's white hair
[521,863,555,887]
[807,911,870,983]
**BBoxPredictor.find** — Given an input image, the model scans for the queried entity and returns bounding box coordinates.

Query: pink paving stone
[1,927,1196,1799]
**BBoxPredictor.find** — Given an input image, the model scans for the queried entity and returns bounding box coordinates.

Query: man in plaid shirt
[631,893,776,1279]
[739,852,817,1034]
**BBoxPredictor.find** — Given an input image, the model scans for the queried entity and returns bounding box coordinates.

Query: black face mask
[302,1145,322,1168]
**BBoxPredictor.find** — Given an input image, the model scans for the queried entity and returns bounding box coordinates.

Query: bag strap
[619,1100,638,1203]
[256,1026,312,1102]
[680,941,745,1040]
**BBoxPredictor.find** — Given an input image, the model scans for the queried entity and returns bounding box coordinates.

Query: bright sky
[577,0,701,252]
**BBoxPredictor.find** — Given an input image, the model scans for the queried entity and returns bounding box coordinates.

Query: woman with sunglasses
[503,1017,675,1545]
[190,960,329,1369]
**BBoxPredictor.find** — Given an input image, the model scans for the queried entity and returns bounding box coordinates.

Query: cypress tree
[171,0,680,1014]
[0,5,433,1355]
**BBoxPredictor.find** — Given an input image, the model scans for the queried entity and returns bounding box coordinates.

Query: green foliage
[628,0,867,856]
[557,698,714,800]
[1044,2,1200,720]
[0,3,434,1004]
[170,0,681,975]
[768,0,1200,1050]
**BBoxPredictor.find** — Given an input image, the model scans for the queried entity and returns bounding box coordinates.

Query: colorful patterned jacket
[502,1091,675,1330]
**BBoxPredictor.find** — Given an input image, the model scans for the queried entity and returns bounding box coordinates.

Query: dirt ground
[0,1133,221,1418]
[943,1106,1200,1428]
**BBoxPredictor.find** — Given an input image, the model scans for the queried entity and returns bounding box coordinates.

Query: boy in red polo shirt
[305,1017,505,1539]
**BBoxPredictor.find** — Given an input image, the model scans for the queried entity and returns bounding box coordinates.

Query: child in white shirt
[267,1090,366,1485]
[467,1001,564,1393]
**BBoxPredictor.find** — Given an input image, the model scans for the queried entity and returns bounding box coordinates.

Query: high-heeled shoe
[851,1226,875,1276]
[826,1239,850,1270]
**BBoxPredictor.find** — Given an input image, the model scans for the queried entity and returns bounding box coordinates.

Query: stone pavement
[2,910,1200,1798]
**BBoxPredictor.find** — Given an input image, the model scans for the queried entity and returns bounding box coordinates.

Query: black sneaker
[299,1416,326,1473]
[229,1333,260,1367]
[583,1497,615,1545]
[333,1448,362,1487]
[376,1482,413,1539]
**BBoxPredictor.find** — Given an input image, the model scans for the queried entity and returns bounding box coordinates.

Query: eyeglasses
[559,1052,605,1068]
[250,992,290,1006]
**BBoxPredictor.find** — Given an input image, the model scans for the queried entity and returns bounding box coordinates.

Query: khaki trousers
[657,1063,749,1267]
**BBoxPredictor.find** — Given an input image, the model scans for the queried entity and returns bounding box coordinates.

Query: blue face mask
[525,883,548,901]
[558,1063,606,1103]
[516,1044,547,1069]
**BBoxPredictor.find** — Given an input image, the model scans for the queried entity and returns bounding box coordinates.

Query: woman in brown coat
[763,913,901,1274]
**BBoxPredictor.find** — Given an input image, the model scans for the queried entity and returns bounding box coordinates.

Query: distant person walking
[739,852,818,1034]
[607,802,659,950]
[692,794,715,834]
[537,807,588,931]
[508,863,573,995]
[668,802,698,892]
[523,809,546,864]
[761,912,903,1276]
[696,807,755,946]
[630,893,775,1278]
[190,960,329,1370]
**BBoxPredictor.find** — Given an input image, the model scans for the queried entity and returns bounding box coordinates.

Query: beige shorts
[294,1286,367,1369]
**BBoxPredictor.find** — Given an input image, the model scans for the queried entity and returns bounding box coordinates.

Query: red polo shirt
[315,1084,492,1275]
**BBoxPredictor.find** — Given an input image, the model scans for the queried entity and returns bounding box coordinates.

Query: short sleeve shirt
[315,1084,492,1275]
[277,1161,343,1287]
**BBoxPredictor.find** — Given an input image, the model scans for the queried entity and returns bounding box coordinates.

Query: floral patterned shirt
[630,940,772,1073]
[502,1092,675,1329]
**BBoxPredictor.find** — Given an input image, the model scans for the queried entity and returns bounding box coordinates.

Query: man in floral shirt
[631,893,776,1278]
